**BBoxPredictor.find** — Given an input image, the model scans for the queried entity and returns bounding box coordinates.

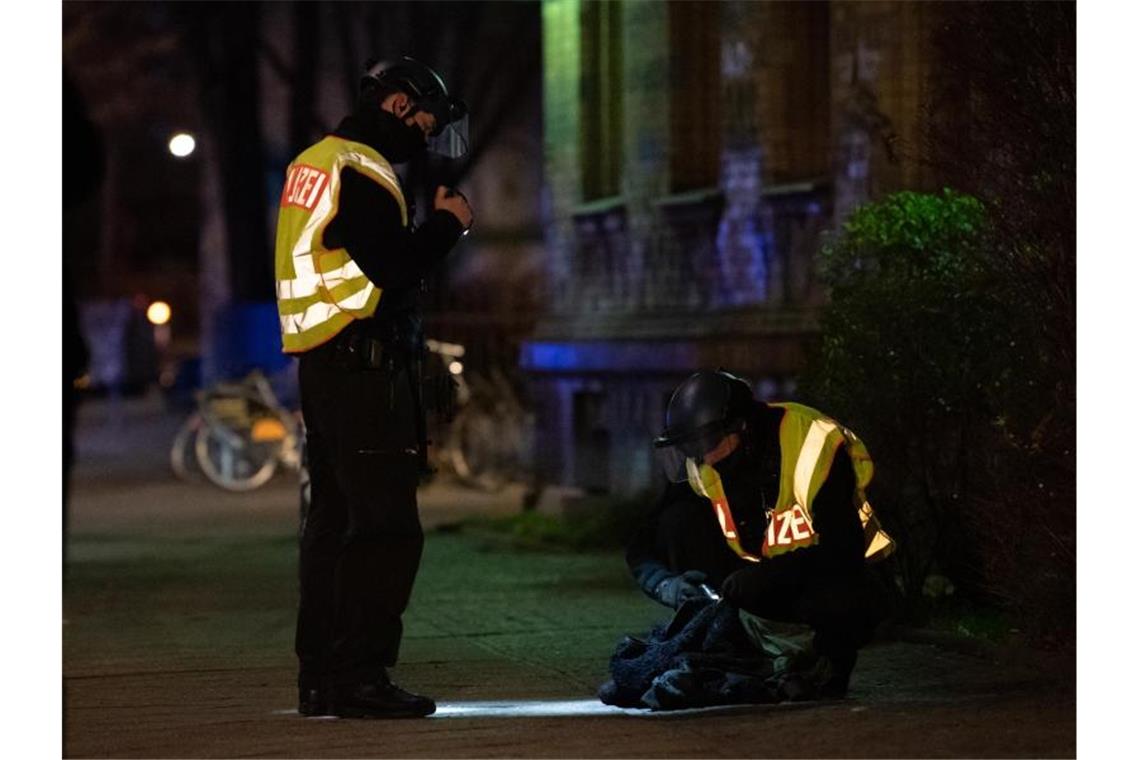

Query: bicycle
[423,340,535,492]
[170,370,304,492]
[172,343,534,499]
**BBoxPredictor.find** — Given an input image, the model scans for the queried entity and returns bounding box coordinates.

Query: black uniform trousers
[650,498,887,673]
[295,337,423,691]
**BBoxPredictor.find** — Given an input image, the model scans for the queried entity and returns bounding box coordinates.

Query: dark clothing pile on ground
[598,597,831,710]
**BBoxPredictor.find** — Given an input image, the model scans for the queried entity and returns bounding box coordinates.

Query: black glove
[721,564,784,612]
[652,570,711,609]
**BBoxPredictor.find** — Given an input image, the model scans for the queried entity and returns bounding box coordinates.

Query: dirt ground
[63,398,1075,758]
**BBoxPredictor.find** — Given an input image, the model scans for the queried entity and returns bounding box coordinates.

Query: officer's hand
[435,185,474,231]
[721,565,767,609]
[653,570,711,609]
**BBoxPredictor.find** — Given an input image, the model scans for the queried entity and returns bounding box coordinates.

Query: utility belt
[324,322,454,408]
[332,330,405,374]
[328,317,419,373]
[322,318,456,476]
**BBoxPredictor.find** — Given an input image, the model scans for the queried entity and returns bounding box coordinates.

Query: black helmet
[653,370,754,481]
[361,56,469,157]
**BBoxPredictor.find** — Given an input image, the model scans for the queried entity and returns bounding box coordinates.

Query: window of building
[757,1,830,184]
[579,0,623,201]
[668,0,721,193]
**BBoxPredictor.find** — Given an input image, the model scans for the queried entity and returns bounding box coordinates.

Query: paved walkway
[63,397,1075,757]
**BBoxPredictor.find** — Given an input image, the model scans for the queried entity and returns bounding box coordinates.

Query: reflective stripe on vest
[687,403,895,563]
[274,138,407,353]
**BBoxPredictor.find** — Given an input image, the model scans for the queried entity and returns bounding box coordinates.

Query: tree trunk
[200,2,272,303]
[289,2,320,157]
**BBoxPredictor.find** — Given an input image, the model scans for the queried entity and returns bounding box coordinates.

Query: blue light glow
[520,341,700,373]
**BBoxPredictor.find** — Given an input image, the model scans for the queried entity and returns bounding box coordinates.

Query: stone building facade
[523,0,942,496]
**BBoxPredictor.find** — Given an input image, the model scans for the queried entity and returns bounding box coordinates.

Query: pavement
[63,395,1076,758]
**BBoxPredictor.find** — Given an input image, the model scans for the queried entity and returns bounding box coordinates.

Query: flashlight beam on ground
[276,699,797,720]
[428,699,802,719]
[432,699,631,718]
[273,700,629,719]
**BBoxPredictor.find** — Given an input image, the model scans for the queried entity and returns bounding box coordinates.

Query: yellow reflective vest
[274,136,408,353]
[687,402,895,564]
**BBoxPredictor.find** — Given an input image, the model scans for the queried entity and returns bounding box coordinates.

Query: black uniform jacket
[321,113,465,324]
[627,401,867,610]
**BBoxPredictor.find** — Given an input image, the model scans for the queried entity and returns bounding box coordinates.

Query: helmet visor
[652,420,736,483]
[420,97,468,158]
[427,112,469,158]
[654,445,695,484]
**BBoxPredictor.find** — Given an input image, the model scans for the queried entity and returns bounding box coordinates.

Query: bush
[800,189,1073,644]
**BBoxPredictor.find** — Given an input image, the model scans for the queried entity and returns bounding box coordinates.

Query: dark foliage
[923,1,1075,645]
[802,2,1075,645]
[802,187,1073,644]
[924,1,1075,407]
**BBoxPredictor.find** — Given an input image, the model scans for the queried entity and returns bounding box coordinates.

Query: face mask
[712,442,748,479]
[374,109,427,163]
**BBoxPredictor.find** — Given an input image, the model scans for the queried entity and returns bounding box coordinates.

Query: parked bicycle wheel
[170,412,204,482]
[194,421,279,492]
[448,405,514,492]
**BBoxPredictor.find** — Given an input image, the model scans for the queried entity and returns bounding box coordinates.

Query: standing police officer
[275,57,473,719]
[627,370,895,697]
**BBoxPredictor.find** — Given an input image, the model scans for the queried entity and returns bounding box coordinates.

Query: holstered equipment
[329,317,433,477]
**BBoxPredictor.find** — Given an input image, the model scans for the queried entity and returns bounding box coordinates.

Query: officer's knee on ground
[796,568,890,649]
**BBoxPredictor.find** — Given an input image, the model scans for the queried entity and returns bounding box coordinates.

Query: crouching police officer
[275,57,473,718]
[626,370,895,697]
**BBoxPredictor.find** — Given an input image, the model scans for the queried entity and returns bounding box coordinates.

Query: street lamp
[146,300,172,326]
[147,300,174,387]
[168,132,196,158]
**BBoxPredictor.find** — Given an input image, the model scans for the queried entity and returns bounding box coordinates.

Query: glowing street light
[147,300,172,326]
[145,300,174,387]
[168,132,196,158]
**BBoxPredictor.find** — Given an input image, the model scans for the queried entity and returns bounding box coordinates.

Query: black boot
[299,686,329,716]
[329,672,436,719]
[818,648,857,699]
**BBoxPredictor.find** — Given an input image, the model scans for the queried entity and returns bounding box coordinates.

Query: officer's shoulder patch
[281,164,330,211]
